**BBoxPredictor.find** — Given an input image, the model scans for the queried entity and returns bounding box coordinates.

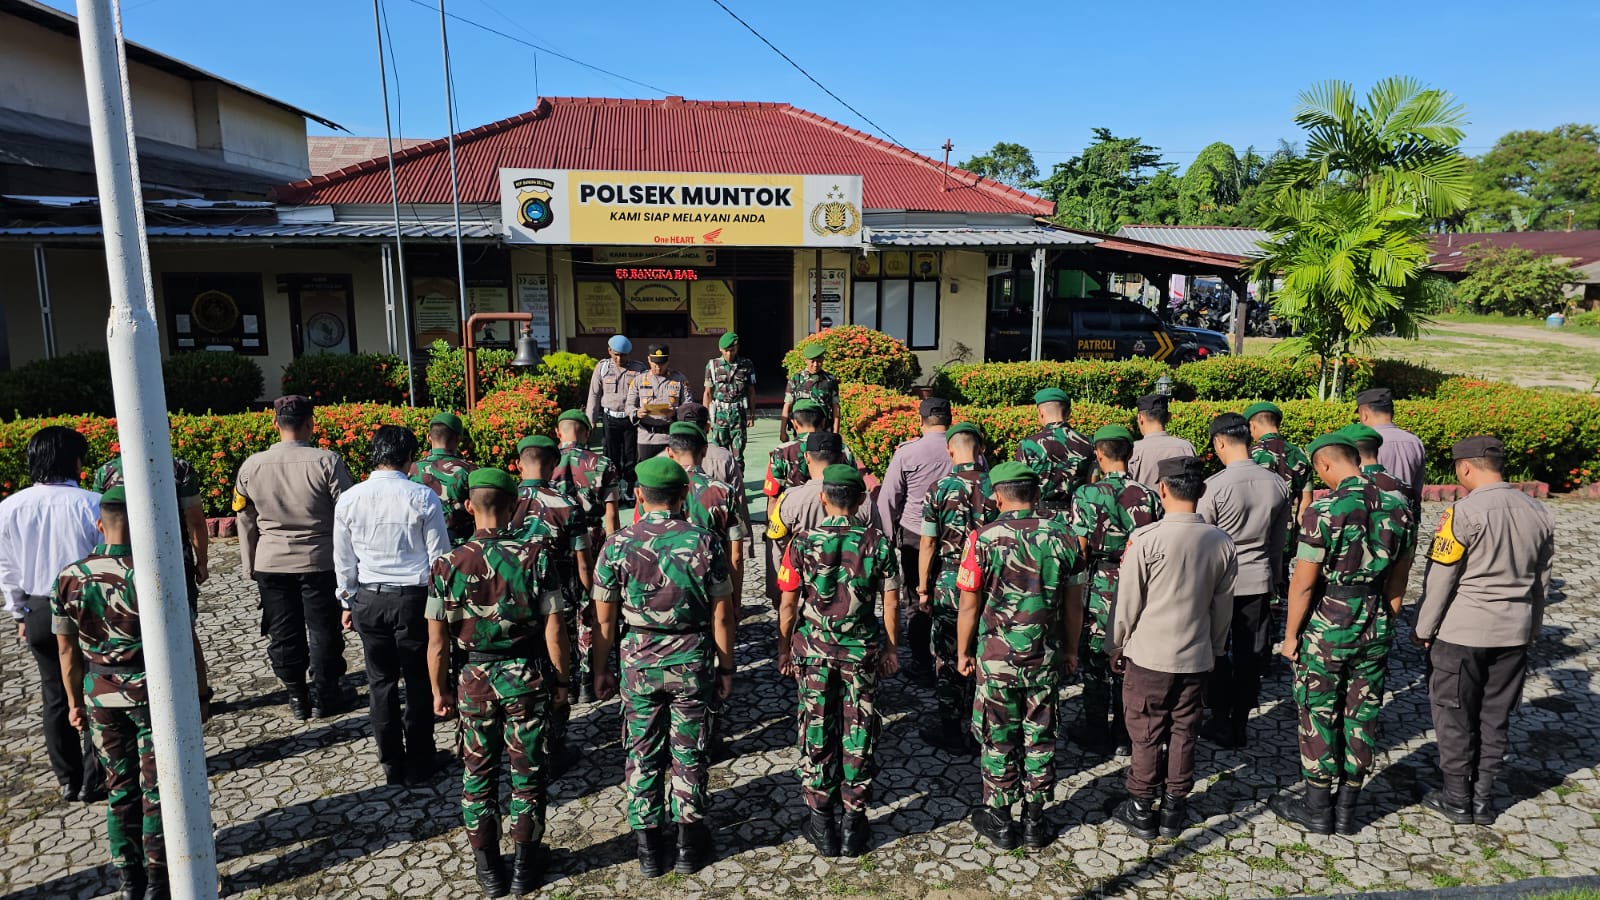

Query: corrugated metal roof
[0,222,500,241]
[274,98,1055,217]
[868,226,1097,247]
[1428,230,1600,273]
[1116,225,1274,258]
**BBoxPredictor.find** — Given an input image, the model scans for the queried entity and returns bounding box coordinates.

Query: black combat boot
[115,866,145,900]
[635,828,666,878]
[919,719,975,756]
[840,810,870,858]
[1021,799,1050,849]
[1159,794,1188,838]
[1066,713,1111,757]
[1335,785,1361,835]
[141,868,169,900]
[1272,783,1334,835]
[473,848,510,897]
[1199,716,1246,749]
[1112,795,1158,840]
[506,841,543,895]
[285,683,311,720]
[575,677,596,705]
[1472,778,1496,826]
[800,808,841,857]
[970,806,1018,851]
[675,821,712,874]
[1420,775,1474,825]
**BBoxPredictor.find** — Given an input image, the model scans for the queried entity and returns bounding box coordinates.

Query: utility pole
[74,1,217,897]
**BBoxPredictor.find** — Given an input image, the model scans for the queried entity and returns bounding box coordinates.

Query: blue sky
[59,0,1600,174]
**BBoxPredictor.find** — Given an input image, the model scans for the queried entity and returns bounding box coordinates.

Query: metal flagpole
[374,0,416,405]
[439,0,470,338]
[74,1,217,896]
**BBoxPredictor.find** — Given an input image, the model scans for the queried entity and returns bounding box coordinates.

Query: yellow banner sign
[691,280,736,335]
[575,281,622,335]
[592,247,715,266]
[624,280,688,313]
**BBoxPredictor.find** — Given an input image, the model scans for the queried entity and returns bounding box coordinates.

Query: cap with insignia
[1451,434,1506,461]
[647,344,670,361]
[1136,394,1169,414]
[822,464,866,491]
[467,468,518,493]
[791,399,822,414]
[1305,431,1357,458]
[946,422,984,442]
[100,485,127,504]
[1158,456,1205,482]
[516,434,558,454]
[1340,423,1383,447]
[718,332,740,350]
[1354,387,1393,407]
[557,409,591,428]
[1209,412,1248,436]
[919,396,952,418]
[635,455,689,490]
[675,401,709,425]
[1033,387,1070,405]
[989,461,1039,485]
[802,343,827,360]
[1242,401,1282,420]
[273,394,314,418]
[429,412,464,434]
[1093,424,1135,444]
[805,431,844,455]
[668,421,706,441]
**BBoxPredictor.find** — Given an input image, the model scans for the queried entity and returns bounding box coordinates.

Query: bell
[511,327,542,368]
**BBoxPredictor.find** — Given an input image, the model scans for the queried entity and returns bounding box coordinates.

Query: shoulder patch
[1428,507,1465,565]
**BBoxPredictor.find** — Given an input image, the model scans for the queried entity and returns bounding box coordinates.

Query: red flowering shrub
[464,384,560,472]
[281,354,410,405]
[783,326,920,392]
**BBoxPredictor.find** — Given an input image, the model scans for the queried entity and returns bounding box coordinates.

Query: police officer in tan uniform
[1413,435,1555,826]
[1127,394,1195,488]
[626,344,693,464]
[588,334,647,494]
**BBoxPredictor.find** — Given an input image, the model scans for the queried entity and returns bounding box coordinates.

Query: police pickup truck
[987,296,1210,364]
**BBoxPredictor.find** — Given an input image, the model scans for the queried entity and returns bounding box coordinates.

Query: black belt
[466,648,539,664]
[89,660,144,676]
[639,421,669,433]
[357,583,426,595]
[626,623,709,636]
[1040,499,1072,511]
[1324,582,1382,600]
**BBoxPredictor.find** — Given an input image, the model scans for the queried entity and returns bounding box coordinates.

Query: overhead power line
[708,0,904,148]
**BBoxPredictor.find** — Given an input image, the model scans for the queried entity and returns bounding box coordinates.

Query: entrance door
[284,274,357,356]
[734,279,791,391]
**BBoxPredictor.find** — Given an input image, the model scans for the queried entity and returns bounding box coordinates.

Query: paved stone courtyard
[2,498,1598,899]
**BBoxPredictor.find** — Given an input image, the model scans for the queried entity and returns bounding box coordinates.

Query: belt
[1040,499,1072,511]
[639,421,669,432]
[626,623,709,636]
[466,645,540,664]
[358,583,426,595]
[89,660,144,676]
[604,409,630,418]
[1324,582,1382,600]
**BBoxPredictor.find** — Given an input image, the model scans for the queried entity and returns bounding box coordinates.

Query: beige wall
[216,87,312,179]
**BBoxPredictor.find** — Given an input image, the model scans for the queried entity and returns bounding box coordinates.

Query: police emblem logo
[514,177,556,232]
[809,185,860,237]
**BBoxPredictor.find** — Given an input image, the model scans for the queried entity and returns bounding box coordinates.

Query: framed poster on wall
[690,280,735,335]
[575,281,623,335]
[468,285,512,344]
[516,274,555,351]
[164,272,268,355]
[413,276,460,348]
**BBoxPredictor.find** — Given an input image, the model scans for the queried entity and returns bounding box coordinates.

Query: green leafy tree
[1179,142,1244,224]
[1452,244,1578,316]
[958,141,1040,189]
[1037,128,1169,230]
[1467,125,1600,231]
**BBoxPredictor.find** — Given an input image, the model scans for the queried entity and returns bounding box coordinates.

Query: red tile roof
[274,97,1054,216]
[1429,231,1600,273]
[306,136,426,176]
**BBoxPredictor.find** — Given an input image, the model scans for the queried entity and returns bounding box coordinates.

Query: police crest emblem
[809,185,860,237]
[514,177,556,232]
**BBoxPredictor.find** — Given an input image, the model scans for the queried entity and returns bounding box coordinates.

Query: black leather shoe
[1159,794,1187,838]
[1471,797,1494,826]
[919,721,975,755]
[547,740,581,779]
[115,866,145,900]
[407,749,454,785]
[286,685,312,720]
[970,807,1017,851]
[905,659,935,687]
[1420,787,1475,825]
[675,822,712,874]
[801,809,840,857]
[841,810,869,857]
[78,782,107,803]
[59,783,76,804]
[575,680,597,705]
[635,828,666,878]
[1021,800,1050,849]
[1199,717,1246,749]
[1272,784,1334,835]
[384,765,407,787]
[1335,786,1360,835]
[506,842,543,895]
[311,685,357,719]
[1113,796,1158,840]
[1066,721,1111,757]
[473,848,509,897]
[141,868,169,900]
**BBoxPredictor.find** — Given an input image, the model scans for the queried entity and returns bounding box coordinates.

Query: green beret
[100,485,127,505]
[946,422,984,442]
[467,468,517,493]
[1243,401,1282,420]
[989,461,1039,486]
[802,343,826,359]
[718,332,740,350]
[516,435,557,454]
[821,463,865,491]
[1305,432,1356,458]
[1340,423,1382,447]
[557,409,591,428]
[1033,387,1070,405]
[1093,424,1135,444]
[635,455,689,490]
[792,399,822,413]
[429,412,464,434]
[668,421,706,441]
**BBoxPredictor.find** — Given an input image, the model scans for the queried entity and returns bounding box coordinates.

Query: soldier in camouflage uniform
[1014,387,1095,519]
[591,456,737,878]
[93,454,209,606]
[411,412,480,545]
[52,486,212,900]
[426,467,569,897]
[776,464,901,858]
[1246,401,1313,546]
[1068,425,1163,758]
[780,342,841,440]
[1342,424,1415,537]
[702,333,757,467]
[1271,432,1414,837]
[955,462,1086,852]
[553,410,620,704]
[916,422,995,753]
[510,435,591,771]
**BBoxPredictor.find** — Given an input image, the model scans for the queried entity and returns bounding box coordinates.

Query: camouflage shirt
[1014,422,1095,508]
[705,356,757,406]
[510,479,589,576]
[919,463,997,580]
[1070,472,1163,567]
[1361,463,1410,507]
[555,442,620,552]
[627,469,746,550]
[51,544,165,708]
[593,510,732,669]
[784,370,840,419]
[1252,433,1312,498]
[1295,475,1415,652]
[92,456,201,568]
[956,511,1085,685]
[764,439,859,496]
[411,450,479,544]
[426,528,563,695]
[777,516,901,663]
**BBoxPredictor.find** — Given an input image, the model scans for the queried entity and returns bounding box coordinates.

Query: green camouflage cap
[989,461,1039,486]
[635,455,689,490]
[1033,387,1070,405]
[946,422,984,442]
[1243,401,1282,420]
[802,343,826,359]
[792,398,822,413]
[1093,424,1135,443]
[1305,431,1357,458]
[718,332,740,350]
[668,421,706,440]
[1340,423,1383,447]
[466,468,517,493]
[516,434,557,453]
[429,412,465,434]
[100,485,128,505]
[821,463,865,491]
[557,409,591,428]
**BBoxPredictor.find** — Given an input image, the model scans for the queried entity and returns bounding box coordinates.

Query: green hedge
[783,326,921,392]
[0,351,265,419]
[423,342,596,412]
[842,382,1600,490]
[281,353,410,405]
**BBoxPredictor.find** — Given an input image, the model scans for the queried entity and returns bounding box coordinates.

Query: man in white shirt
[0,426,105,802]
[334,425,451,786]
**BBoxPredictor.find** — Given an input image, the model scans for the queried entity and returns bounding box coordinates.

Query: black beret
[1209,412,1248,436]
[1354,387,1393,407]
[1451,434,1506,461]
[1158,456,1205,482]
[1136,393,1170,414]
[805,431,844,455]
[919,396,952,417]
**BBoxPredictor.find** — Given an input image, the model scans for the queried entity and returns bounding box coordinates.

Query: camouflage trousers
[91,704,163,870]
[545,575,584,748]
[621,661,713,830]
[1294,635,1391,788]
[930,594,974,727]
[973,676,1057,808]
[458,667,548,850]
[709,402,747,466]
[1080,572,1125,734]
[796,658,880,812]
